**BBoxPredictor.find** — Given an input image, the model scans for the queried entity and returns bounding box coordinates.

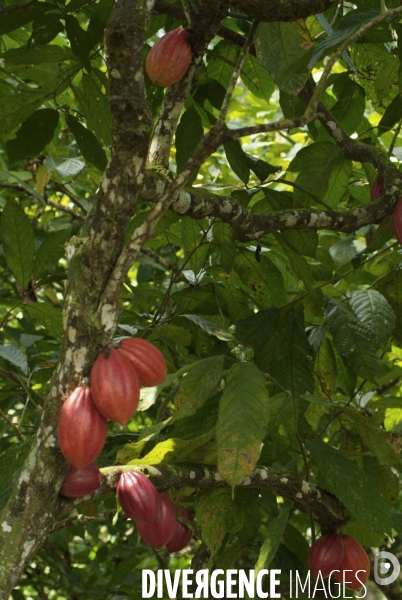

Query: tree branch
[57,463,347,530]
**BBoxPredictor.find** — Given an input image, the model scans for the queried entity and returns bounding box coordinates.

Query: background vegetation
[1,0,402,598]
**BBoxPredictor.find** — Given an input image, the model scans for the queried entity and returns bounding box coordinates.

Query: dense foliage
[1,0,402,598]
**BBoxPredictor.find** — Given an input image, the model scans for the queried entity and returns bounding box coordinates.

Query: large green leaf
[217,362,270,486]
[24,303,63,338]
[33,229,71,279]
[235,308,280,352]
[255,21,313,93]
[270,311,315,398]
[175,356,224,420]
[66,114,107,171]
[288,142,341,208]
[234,249,287,308]
[349,289,395,350]
[175,105,204,173]
[72,74,112,146]
[306,440,392,534]
[195,488,241,557]
[0,201,35,290]
[255,501,293,576]
[265,393,298,451]
[324,296,380,381]
[7,108,59,165]
[240,54,275,104]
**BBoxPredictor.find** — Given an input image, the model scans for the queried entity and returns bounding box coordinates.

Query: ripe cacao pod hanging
[116,470,161,524]
[393,198,402,245]
[166,507,193,553]
[58,386,108,469]
[370,173,385,202]
[137,493,176,550]
[308,533,345,578]
[118,337,167,387]
[334,536,370,591]
[146,28,192,87]
[90,348,140,426]
[59,463,102,498]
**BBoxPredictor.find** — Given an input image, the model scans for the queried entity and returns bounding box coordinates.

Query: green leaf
[349,289,395,350]
[308,10,378,70]
[364,219,394,253]
[331,74,365,135]
[7,108,59,165]
[33,228,71,279]
[213,222,236,274]
[280,229,318,258]
[175,356,224,420]
[66,114,107,171]
[1,44,77,64]
[182,314,235,341]
[206,41,238,89]
[255,501,293,576]
[289,142,341,208]
[378,94,402,136]
[322,156,352,209]
[0,201,35,290]
[175,105,204,173]
[240,54,275,104]
[80,74,112,146]
[342,521,385,547]
[270,311,315,398]
[0,3,55,35]
[195,488,241,557]
[235,308,280,352]
[234,249,287,308]
[223,140,250,184]
[341,407,400,466]
[0,443,30,511]
[0,91,49,138]
[181,217,209,274]
[255,21,313,94]
[0,345,28,375]
[265,393,298,450]
[24,303,63,338]
[130,432,215,465]
[217,362,270,486]
[306,439,392,534]
[64,15,93,63]
[87,0,114,45]
[324,296,380,382]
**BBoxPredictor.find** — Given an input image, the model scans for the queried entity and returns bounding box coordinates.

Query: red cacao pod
[59,463,102,498]
[90,348,140,426]
[166,507,193,553]
[393,198,402,244]
[116,470,161,524]
[146,28,192,87]
[137,493,176,550]
[308,533,345,578]
[370,174,386,202]
[58,386,108,469]
[333,535,370,591]
[118,337,167,387]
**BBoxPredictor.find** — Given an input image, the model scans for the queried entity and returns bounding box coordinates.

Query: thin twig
[0,409,27,441]
[216,19,260,127]
[297,434,315,543]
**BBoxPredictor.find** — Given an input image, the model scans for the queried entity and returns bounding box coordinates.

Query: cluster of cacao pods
[371,173,402,243]
[308,533,370,591]
[117,471,193,553]
[58,337,167,497]
[146,27,193,87]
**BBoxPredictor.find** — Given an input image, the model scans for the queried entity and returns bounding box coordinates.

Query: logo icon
[374,551,400,586]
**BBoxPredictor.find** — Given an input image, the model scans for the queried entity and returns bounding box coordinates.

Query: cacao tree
[2,0,402,598]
